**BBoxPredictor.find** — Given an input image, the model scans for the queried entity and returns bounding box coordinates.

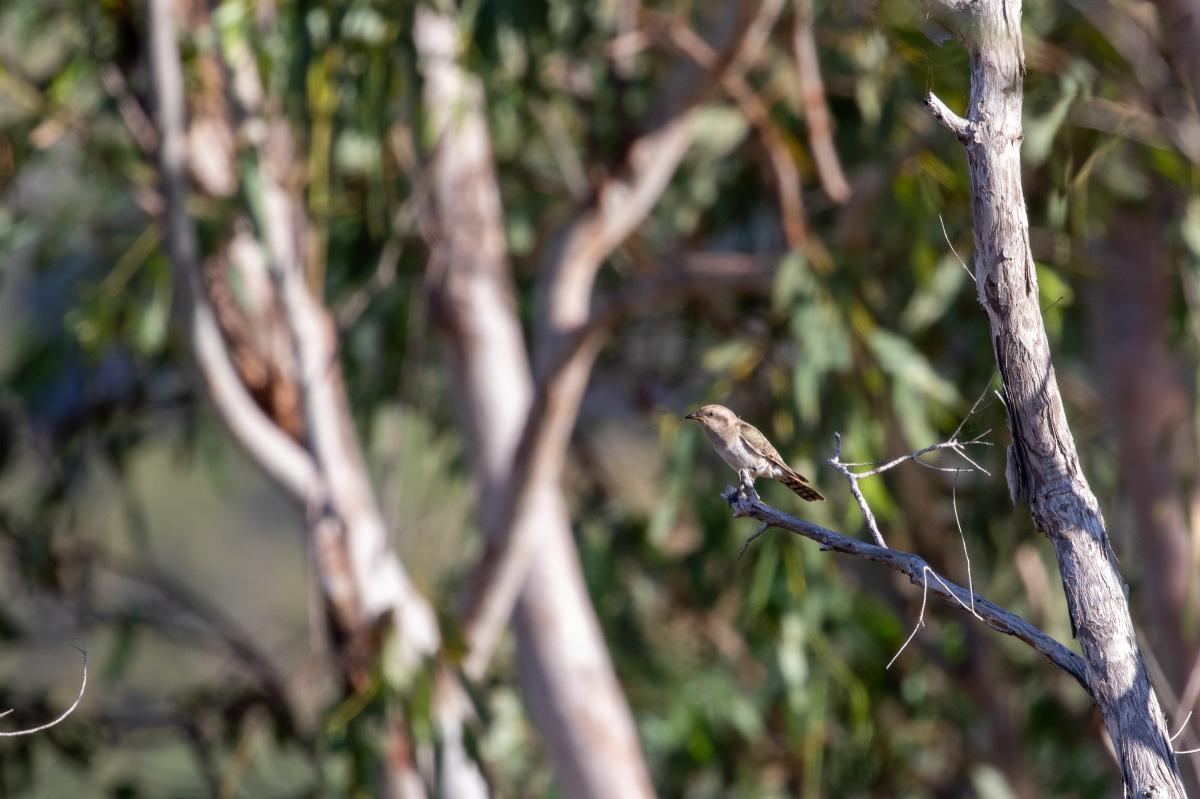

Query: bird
[685,404,825,502]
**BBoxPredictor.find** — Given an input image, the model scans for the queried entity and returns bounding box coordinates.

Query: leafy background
[1,0,1197,796]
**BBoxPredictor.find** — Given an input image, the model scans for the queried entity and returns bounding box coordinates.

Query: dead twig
[724,488,1090,691]
[827,384,992,547]
[0,644,87,737]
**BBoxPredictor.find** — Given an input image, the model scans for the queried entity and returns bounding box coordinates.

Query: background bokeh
[1,0,1199,796]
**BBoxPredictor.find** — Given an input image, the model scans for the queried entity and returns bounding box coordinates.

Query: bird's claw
[738,481,759,502]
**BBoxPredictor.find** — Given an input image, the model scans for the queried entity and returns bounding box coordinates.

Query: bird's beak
[684,411,699,421]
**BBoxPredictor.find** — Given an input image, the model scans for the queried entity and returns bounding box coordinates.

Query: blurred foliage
[1,0,1198,796]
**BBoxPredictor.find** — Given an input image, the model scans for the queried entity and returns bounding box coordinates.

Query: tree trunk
[149,2,449,793]
[925,0,1187,794]
[415,10,656,798]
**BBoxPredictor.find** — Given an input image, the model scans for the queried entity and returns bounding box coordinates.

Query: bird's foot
[737,473,759,502]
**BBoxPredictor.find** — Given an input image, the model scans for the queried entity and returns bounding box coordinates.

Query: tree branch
[149,3,440,793]
[925,92,974,143]
[459,0,787,679]
[666,13,807,246]
[147,0,318,505]
[417,6,649,796]
[793,0,851,203]
[725,489,1090,691]
[827,386,992,547]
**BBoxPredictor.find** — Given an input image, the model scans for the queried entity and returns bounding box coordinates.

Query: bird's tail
[778,468,825,502]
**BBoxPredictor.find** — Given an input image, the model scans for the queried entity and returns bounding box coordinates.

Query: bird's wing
[739,421,813,484]
[738,422,788,468]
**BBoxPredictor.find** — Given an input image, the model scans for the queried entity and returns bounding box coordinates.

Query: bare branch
[1171,711,1194,744]
[0,644,87,738]
[417,7,651,796]
[459,0,788,679]
[267,205,440,672]
[939,213,974,282]
[148,0,319,505]
[739,521,772,559]
[793,0,851,203]
[667,15,807,246]
[925,92,974,143]
[951,468,976,614]
[827,385,992,547]
[725,489,1090,691]
[886,568,930,669]
[150,3,439,792]
[839,436,991,477]
[828,432,888,547]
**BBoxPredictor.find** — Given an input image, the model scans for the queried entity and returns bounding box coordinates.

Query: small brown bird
[686,404,825,502]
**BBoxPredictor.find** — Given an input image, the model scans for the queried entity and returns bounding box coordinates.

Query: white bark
[149,3,452,794]
[415,9,655,798]
[456,0,783,683]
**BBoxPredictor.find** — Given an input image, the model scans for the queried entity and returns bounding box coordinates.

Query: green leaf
[900,253,969,333]
[1024,78,1079,167]
[868,328,960,406]
[689,105,749,159]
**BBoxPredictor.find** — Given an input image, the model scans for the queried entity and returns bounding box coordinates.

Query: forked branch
[725,489,1089,691]
[828,385,992,547]
[459,0,787,680]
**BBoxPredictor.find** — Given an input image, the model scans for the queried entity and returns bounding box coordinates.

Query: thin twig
[951,468,975,614]
[1171,711,1193,743]
[887,567,930,669]
[667,12,807,247]
[889,555,993,669]
[739,522,772,559]
[829,432,889,547]
[0,644,87,737]
[828,385,992,548]
[793,0,851,203]
[840,437,991,476]
[939,213,974,282]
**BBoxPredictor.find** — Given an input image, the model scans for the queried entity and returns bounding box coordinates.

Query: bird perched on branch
[686,404,825,502]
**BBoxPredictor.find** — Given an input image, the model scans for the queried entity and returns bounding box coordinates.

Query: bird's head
[685,404,738,433]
